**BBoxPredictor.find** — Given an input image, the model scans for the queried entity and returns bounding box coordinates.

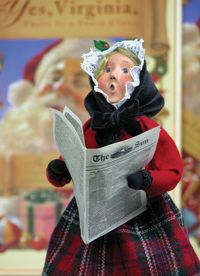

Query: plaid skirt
[43,193,200,276]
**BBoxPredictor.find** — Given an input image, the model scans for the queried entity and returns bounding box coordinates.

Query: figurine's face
[97,52,135,103]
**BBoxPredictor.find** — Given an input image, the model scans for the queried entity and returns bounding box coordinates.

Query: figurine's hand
[127,170,152,190]
[47,159,71,186]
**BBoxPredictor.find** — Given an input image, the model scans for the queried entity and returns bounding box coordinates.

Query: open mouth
[110,84,115,91]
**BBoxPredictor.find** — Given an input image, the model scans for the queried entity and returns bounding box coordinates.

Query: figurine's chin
[108,90,115,96]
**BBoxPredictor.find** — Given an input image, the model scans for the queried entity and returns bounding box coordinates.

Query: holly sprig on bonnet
[93,40,110,51]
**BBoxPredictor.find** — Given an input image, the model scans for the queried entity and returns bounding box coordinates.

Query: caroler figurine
[43,39,200,275]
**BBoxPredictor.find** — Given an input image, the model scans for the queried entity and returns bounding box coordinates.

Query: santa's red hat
[23,40,62,84]
[7,40,62,106]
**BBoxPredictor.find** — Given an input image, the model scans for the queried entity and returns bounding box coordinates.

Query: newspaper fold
[51,106,160,244]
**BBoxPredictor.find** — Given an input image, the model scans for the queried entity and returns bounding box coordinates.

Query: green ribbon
[27,205,34,236]
[25,189,61,203]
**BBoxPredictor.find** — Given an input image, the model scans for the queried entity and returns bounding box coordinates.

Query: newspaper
[51,106,160,244]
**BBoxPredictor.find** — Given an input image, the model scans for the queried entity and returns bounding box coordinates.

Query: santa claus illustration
[0,39,99,154]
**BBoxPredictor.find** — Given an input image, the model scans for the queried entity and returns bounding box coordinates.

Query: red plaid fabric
[43,194,200,275]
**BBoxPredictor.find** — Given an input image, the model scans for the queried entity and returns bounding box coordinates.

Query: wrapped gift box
[19,189,71,241]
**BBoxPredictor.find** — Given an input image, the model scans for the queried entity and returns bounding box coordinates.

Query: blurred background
[0,0,199,274]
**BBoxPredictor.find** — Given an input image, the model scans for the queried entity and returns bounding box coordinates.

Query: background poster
[0,0,182,274]
[182,0,200,250]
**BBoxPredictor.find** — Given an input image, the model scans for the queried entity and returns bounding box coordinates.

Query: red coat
[43,116,200,275]
[83,115,183,196]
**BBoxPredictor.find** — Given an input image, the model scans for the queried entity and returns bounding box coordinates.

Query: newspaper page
[52,107,160,244]
[63,106,85,147]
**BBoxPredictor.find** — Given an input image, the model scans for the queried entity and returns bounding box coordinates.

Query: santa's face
[37,58,90,119]
[97,53,135,103]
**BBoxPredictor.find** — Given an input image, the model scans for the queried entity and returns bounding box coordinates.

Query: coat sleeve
[145,127,183,196]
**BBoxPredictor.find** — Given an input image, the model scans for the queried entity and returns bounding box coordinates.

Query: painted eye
[105,67,111,73]
[52,69,63,82]
[122,68,129,73]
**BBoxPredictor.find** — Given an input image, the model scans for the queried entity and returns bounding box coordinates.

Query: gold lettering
[124,5,132,14]
[40,6,47,15]
[77,5,83,15]
[70,5,76,14]
[85,6,95,18]
[96,2,102,15]
[104,5,114,14]
[29,6,37,16]
[0,0,139,30]
[54,0,71,14]
[0,0,30,27]
[28,5,47,16]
